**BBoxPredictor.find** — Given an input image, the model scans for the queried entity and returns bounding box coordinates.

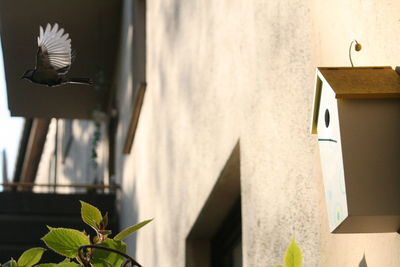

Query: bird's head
[21,69,35,81]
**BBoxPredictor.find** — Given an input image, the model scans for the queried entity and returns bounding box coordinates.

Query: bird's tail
[67,77,93,85]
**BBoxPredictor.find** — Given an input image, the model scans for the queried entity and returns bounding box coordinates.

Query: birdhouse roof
[317,67,400,99]
[311,66,400,134]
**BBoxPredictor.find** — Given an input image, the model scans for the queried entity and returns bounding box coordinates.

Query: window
[211,198,242,267]
[186,141,242,267]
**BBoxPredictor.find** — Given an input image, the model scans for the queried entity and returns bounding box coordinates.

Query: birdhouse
[311,66,400,233]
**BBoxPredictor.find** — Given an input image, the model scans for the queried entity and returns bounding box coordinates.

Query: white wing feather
[37,23,72,70]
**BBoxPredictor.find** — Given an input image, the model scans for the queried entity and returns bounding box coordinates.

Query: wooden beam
[13,119,32,183]
[123,82,146,154]
[19,118,51,190]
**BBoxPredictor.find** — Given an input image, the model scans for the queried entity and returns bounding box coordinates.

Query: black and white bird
[22,23,92,87]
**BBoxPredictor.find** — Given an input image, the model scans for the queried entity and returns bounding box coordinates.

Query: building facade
[16,0,400,266]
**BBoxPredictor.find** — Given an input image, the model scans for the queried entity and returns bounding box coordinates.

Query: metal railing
[0,182,120,192]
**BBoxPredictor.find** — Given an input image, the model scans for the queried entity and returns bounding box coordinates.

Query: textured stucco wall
[111,0,400,266]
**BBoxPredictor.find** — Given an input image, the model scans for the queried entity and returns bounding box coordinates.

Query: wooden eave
[317,67,400,99]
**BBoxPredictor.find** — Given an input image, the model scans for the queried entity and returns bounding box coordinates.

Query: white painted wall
[114,0,400,266]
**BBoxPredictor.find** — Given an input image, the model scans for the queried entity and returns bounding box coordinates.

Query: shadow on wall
[120,183,139,258]
[359,254,368,267]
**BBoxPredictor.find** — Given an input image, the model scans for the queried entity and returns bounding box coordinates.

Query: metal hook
[349,40,362,67]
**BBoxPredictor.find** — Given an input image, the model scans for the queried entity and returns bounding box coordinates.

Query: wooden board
[123,83,147,154]
[318,67,400,99]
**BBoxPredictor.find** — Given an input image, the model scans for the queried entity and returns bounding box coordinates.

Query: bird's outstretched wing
[36,23,72,74]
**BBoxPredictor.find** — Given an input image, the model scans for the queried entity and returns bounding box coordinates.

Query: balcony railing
[0,187,119,263]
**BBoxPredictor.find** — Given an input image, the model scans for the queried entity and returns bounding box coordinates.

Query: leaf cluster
[1,201,152,267]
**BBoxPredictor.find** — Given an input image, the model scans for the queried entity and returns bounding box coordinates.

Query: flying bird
[22,23,92,86]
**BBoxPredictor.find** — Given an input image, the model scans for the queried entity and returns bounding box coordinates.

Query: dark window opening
[211,198,242,267]
[185,141,241,267]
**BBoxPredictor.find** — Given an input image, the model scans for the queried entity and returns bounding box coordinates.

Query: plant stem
[78,245,142,267]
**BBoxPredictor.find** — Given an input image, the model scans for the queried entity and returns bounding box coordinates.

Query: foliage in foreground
[1,201,152,267]
[273,239,302,267]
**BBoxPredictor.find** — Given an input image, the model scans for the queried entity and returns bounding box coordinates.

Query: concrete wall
[114,0,400,266]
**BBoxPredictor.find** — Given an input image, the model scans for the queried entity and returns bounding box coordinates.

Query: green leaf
[91,239,127,267]
[41,228,90,258]
[80,201,103,231]
[36,263,80,267]
[2,259,17,267]
[17,247,46,267]
[99,213,109,230]
[284,239,302,267]
[114,219,153,241]
[58,258,71,264]
[54,263,81,267]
